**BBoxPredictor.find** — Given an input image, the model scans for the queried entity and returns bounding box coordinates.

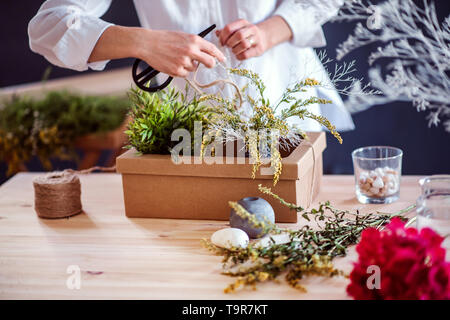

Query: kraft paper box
[116,132,326,223]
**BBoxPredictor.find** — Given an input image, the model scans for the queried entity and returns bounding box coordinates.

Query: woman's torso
[132,0,354,131]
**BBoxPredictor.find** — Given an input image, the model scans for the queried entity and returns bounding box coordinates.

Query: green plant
[202,184,415,293]
[124,68,342,185]
[200,68,343,185]
[0,91,130,175]
[125,86,212,155]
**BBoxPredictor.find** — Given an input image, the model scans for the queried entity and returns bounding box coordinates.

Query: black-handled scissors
[132,24,217,92]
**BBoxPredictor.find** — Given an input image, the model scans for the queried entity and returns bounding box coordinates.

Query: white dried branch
[332,0,450,131]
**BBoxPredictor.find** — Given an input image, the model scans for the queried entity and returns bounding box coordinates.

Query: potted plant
[116,69,342,223]
[0,91,130,175]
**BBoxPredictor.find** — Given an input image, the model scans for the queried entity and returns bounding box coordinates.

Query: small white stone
[359,171,369,183]
[370,187,381,195]
[375,167,385,177]
[393,180,399,191]
[369,170,379,179]
[386,173,396,181]
[372,176,384,188]
[386,187,397,196]
[211,228,249,249]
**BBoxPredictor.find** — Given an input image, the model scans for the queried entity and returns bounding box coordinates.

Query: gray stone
[229,197,275,238]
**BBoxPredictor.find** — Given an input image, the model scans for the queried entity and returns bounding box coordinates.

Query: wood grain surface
[0,173,422,299]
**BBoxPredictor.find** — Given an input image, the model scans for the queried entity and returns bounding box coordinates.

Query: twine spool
[33,166,116,219]
[33,171,82,219]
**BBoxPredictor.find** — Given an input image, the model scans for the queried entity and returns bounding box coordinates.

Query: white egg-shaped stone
[359,171,369,182]
[372,176,384,188]
[375,167,385,177]
[211,228,249,249]
[369,170,378,179]
[386,187,397,196]
[370,187,381,195]
[386,173,398,183]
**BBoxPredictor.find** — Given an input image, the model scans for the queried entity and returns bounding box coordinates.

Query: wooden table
[0,173,421,299]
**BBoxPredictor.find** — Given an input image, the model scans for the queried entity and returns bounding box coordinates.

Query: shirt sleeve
[28,0,114,71]
[274,0,344,48]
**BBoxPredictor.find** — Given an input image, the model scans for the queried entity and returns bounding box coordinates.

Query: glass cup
[416,175,450,253]
[352,146,403,204]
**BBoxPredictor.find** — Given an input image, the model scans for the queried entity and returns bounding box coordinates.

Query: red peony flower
[347,217,450,300]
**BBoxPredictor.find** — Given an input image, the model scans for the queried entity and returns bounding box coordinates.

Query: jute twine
[33,166,115,219]
[185,62,243,110]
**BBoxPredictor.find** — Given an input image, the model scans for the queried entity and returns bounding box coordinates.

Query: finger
[177,56,196,72]
[218,19,250,46]
[178,69,189,77]
[197,38,226,62]
[183,59,197,72]
[232,38,253,56]
[191,50,216,68]
[236,47,259,61]
[170,66,189,78]
[226,26,254,49]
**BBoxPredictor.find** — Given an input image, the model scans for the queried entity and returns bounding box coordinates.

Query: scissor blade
[198,24,216,38]
[138,69,159,86]
[136,66,158,80]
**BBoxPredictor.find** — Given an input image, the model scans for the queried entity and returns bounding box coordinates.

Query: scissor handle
[198,24,216,38]
[132,24,216,93]
[132,59,173,92]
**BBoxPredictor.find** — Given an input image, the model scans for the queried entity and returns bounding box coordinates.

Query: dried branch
[332,0,450,131]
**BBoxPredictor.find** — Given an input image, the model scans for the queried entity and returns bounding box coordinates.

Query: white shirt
[28,0,354,131]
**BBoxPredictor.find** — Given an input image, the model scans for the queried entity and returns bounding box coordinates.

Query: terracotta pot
[74,116,131,151]
[74,116,131,169]
[116,132,326,223]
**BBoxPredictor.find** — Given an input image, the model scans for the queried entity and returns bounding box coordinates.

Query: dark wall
[0,0,139,87]
[0,0,449,181]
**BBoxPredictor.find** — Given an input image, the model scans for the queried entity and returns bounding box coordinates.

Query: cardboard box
[116,132,326,223]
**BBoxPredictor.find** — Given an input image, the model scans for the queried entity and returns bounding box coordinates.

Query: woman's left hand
[216,16,293,61]
[216,19,267,60]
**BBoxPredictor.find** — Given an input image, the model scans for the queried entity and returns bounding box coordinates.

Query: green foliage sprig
[125,86,212,155]
[203,184,415,293]
[0,91,129,175]
[201,69,343,185]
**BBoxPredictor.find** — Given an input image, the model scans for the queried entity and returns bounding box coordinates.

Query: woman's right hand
[89,26,225,78]
[136,29,225,77]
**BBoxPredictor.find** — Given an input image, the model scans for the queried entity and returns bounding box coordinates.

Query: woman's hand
[216,16,293,61]
[89,26,225,78]
[138,29,225,77]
